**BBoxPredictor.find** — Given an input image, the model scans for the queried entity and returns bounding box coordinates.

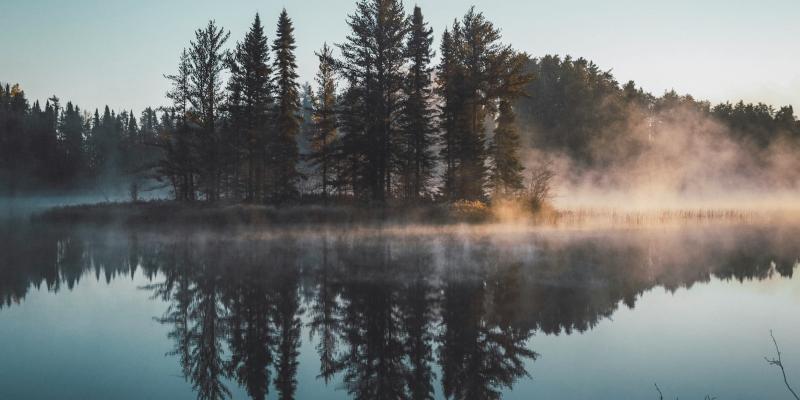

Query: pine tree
[139,107,160,143]
[436,8,524,201]
[436,28,462,200]
[123,110,139,168]
[0,84,31,192]
[339,0,409,203]
[85,109,101,176]
[163,49,196,200]
[126,111,139,142]
[134,107,162,192]
[490,100,524,196]
[228,13,274,202]
[399,6,436,201]
[188,20,230,201]
[297,83,315,185]
[58,101,85,182]
[455,9,496,200]
[29,98,59,184]
[308,43,338,202]
[489,51,531,197]
[270,9,301,203]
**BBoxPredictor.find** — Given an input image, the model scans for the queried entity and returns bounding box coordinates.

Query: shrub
[449,200,492,223]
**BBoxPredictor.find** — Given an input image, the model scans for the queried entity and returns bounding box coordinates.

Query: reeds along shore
[550,208,780,227]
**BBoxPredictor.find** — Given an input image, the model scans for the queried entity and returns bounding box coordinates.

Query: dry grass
[547,207,785,228]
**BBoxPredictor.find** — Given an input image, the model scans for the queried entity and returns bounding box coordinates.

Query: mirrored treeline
[0,225,797,400]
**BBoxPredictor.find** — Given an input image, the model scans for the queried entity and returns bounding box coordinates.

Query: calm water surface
[0,222,798,400]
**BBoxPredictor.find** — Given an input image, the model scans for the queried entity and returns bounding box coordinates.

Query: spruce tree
[270,9,301,203]
[455,9,497,200]
[162,49,196,200]
[188,20,230,201]
[33,98,59,184]
[436,28,463,200]
[489,100,525,196]
[0,84,31,192]
[139,107,159,143]
[228,13,273,202]
[58,101,85,182]
[436,8,527,201]
[339,0,409,203]
[489,50,530,197]
[297,83,315,174]
[308,43,338,202]
[399,6,436,201]
[86,109,102,176]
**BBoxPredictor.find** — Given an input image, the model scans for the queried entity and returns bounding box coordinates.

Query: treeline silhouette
[154,4,532,204]
[0,86,160,195]
[2,1,799,202]
[0,225,797,399]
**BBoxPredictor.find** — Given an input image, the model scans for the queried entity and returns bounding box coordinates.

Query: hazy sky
[2,0,799,113]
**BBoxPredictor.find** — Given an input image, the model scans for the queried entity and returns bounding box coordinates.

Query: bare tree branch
[654,383,664,400]
[525,161,555,210]
[766,330,800,400]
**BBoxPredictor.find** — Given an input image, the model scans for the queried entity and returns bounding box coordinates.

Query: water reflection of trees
[0,226,798,399]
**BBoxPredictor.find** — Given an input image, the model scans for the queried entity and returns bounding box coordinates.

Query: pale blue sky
[2,0,798,113]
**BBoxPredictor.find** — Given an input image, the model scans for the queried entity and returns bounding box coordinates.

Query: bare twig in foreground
[654,383,664,400]
[766,330,800,400]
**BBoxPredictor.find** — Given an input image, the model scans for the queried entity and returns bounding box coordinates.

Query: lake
[0,222,798,399]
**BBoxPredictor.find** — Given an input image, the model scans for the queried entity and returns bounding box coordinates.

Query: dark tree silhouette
[188,20,230,201]
[269,9,302,203]
[307,43,339,202]
[3,0,800,205]
[489,100,525,196]
[398,6,437,202]
[226,13,274,203]
[338,0,409,203]
[161,49,197,200]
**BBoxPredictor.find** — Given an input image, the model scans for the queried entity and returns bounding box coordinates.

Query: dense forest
[2,0,799,204]
[0,88,160,197]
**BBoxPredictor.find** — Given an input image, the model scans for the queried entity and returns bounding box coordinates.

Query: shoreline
[29,200,794,229]
[31,201,499,227]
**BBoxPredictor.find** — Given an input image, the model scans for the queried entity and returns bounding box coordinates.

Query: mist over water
[0,195,123,219]
[0,222,798,399]
[2,9,799,400]
[527,104,800,212]
[513,57,800,213]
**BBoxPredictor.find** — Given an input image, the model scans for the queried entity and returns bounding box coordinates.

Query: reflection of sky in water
[0,225,798,400]
[514,275,800,399]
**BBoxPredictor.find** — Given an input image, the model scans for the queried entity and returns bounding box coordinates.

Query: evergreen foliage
[270,10,302,203]
[2,2,799,204]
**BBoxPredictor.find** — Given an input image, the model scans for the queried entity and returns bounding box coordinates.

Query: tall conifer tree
[188,20,230,201]
[339,0,409,202]
[489,51,530,196]
[228,13,273,202]
[436,28,462,200]
[399,6,436,201]
[437,8,525,201]
[270,9,301,202]
[162,49,196,200]
[308,43,338,202]
[58,101,85,181]
[490,100,525,195]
